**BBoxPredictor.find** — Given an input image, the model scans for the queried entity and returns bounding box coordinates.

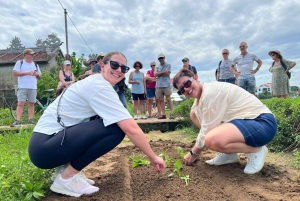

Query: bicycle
[10,89,55,121]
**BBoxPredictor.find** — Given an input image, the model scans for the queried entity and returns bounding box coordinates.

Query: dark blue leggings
[28,119,125,171]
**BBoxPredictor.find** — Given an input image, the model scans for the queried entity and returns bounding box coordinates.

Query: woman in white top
[172,69,277,175]
[29,51,166,197]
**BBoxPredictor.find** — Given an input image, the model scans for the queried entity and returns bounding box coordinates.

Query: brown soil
[42,138,300,201]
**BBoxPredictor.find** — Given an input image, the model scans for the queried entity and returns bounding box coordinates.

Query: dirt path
[42,138,300,201]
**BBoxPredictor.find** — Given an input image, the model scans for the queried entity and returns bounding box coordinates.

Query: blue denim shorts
[230,113,277,147]
[218,77,235,84]
[147,88,156,99]
[238,77,256,93]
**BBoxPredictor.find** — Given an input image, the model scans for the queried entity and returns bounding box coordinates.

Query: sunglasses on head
[109,60,130,73]
[177,77,194,95]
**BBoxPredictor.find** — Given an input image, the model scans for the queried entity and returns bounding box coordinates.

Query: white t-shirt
[13,60,42,89]
[33,74,132,135]
[232,53,259,78]
[192,82,272,148]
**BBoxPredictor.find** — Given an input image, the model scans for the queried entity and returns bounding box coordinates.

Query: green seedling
[174,159,183,177]
[159,149,174,167]
[180,175,191,186]
[177,147,188,159]
[128,153,150,168]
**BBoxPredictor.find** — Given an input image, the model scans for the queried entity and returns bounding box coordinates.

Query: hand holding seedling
[150,156,167,172]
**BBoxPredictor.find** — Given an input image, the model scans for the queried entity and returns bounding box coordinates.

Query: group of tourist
[11,43,296,198]
[217,41,296,98]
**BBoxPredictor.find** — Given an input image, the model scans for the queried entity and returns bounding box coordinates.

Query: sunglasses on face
[182,59,188,62]
[151,65,155,67]
[109,60,130,73]
[177,77,194,95]
[222,52,229,55]
[158,57,164,60]
[135,65,141,68]
[270,53,277,57]
[239,46,246,48]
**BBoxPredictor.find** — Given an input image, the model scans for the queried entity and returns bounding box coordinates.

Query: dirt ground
[42,133,300,201]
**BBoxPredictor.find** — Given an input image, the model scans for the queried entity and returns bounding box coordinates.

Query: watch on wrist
[190,149,199,156]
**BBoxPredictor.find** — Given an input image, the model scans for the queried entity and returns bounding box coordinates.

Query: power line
[57,0,94,55]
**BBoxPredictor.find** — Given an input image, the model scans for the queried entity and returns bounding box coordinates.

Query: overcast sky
[1,0,299,87]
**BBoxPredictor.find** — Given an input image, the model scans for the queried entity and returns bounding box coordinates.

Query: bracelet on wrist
[190,149,199,156]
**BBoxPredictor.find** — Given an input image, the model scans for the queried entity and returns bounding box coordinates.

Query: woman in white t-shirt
[28,51,166,197]
[172,69,277,175]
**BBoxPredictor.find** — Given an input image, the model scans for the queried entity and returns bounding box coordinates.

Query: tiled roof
[259,83,272,88]
[0,51,50,64]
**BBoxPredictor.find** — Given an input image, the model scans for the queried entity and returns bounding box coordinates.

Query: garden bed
[42,140,300,201]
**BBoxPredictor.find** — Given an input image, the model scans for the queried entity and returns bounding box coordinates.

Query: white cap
[157,53,165,58]
[63,60,71,65]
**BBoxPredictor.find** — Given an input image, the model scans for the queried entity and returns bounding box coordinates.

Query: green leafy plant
[128,153,150,168]
[159,149,174,167]
[177,147,188,159]
[180,175,191,186]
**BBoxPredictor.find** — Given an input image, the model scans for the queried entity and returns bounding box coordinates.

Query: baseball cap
[23,49,35,55]
[182,57,189,62]
[96,52,105,61]
[157,53,165,58]
[63,60,71,65]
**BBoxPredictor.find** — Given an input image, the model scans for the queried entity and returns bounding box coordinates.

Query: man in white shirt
[11,49,42,127]
[230,42,262,94]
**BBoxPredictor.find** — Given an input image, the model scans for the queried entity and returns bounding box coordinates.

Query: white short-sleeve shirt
[232,53,259,78]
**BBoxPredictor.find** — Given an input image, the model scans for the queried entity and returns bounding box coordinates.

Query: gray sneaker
[10,120,21,127]
[28,119,35,125]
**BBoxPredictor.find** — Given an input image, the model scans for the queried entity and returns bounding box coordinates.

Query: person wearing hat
[85,59,97,75]
[230,41,262,94]
[56,60,76,97]
[182,57,198,80]
[92,52,105,74]
[269,50,296,98]
[155,53,173,119]
[11,49,42,127]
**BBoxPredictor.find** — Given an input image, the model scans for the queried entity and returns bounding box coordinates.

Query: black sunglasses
[182,59,188,62]
[158,57,164,60]
[151,65,155,67]
[177,77,194,95]
[239,45,246,48]
[270,53,277,57]
[222,53,228,55]
[109,60,130,73]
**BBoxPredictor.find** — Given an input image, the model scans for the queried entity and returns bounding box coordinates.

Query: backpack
[20,60,38,70]
[215,60,222,80]
[272,59,291,79]
[117,78,128,93]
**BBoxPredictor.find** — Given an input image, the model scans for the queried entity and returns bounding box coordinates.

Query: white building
[256,83,272,95]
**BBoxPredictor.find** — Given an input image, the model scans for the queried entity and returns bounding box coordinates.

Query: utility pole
[64,8,69,55]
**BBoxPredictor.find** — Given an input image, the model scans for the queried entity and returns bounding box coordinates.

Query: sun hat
[23,49,35,55]
[268,50,282,59]
[63,60,71,65]
[157,53,165,58]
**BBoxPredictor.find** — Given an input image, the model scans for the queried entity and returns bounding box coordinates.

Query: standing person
[269,50,296,98]
[85,59,97,75]
[145,61,160,118]
[129,61,147,119]
[92,52,105,73]
[28,51,166,197]
[182,57,198,80]
[230,41,262,94]
[216,49,236,84]
[11,49,42,127]
[113,77,128,108]
[155,53,173,119]
[56,60,76,97]
[173,69,277,174]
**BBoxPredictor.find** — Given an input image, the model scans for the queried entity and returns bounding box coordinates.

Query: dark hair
[173,68,194,89]
[103,51,127,65]
[133,61,143,69]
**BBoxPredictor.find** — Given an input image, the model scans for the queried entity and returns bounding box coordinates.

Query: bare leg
[139,99,145,115]
[61,164,80,179]
[147,99,153,116]
[165,95,173,112]
[28,102,35,120]
[160,97,166,115]
[205,123,260,153]
[16,101,25,121]
[133,100,138,115]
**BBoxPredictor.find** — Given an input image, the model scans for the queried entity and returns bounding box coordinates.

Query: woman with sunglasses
[28,51,166,197]
[269,50,296,98]
[173,68,277,175]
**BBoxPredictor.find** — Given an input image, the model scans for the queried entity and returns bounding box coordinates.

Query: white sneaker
[141,115,147,119]
[52,166,95,185]
[134,115,138,120]
[50,173,99,197]
[205,153,240,165]
[244,146,268,174]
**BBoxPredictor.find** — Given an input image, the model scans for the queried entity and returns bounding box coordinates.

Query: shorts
[17,88,37,103]
[132,93,146,100]
[146,88,156,99]
[238,77,256,93]
[230,113,277,147]
[155,87,172,98]
[218,77,235,84]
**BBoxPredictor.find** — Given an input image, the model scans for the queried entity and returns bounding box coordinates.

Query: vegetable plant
[128,153,150,168]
